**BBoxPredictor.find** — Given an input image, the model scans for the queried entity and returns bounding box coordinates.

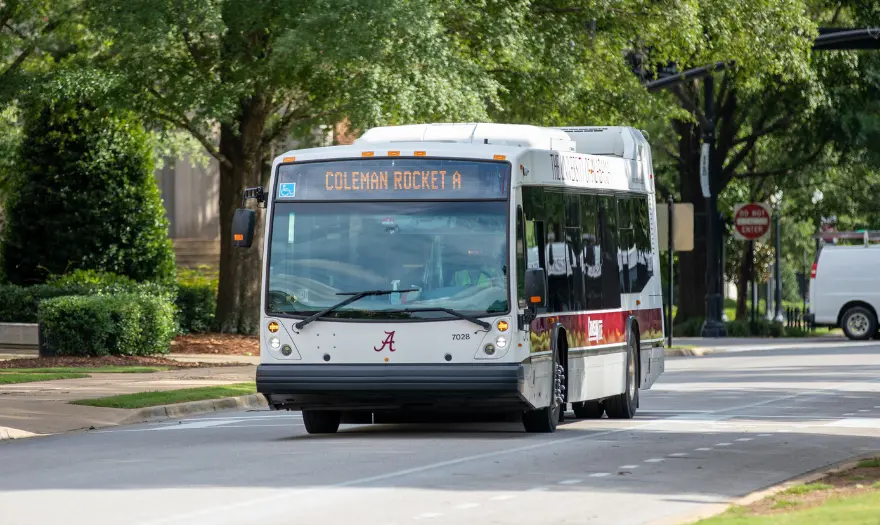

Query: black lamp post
[644,63,730,337]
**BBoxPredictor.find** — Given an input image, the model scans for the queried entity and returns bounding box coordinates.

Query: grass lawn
[694,457,880,525]
[5,366,171,374]
[71,382,257,409]
[0,372,90,384]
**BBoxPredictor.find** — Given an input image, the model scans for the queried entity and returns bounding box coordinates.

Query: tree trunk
[673,119,707,322]
[215,96,271,334]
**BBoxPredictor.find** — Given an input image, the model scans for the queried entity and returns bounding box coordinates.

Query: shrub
[0,284,78,323]
[174,267,217,333]
[1,85,175,285]
[38,294,175,357]
[0,270,176,324]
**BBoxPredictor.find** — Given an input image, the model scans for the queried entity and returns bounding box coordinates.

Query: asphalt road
[2,343,880,525]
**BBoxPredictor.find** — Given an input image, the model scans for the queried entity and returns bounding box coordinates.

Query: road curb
[0,426,42,441]
[119,393,268,425]
[664,347,716,357]
[650,453,879,525]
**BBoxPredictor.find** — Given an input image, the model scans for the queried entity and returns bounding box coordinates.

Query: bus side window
[599,196,622,309]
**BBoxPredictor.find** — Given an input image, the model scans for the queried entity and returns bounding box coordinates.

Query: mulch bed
[0,355,206,369]
[170,333,259,356]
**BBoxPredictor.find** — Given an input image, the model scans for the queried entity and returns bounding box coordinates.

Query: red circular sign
[734,203,771,240]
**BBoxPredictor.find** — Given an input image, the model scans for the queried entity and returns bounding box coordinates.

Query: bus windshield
[267,200,509,319]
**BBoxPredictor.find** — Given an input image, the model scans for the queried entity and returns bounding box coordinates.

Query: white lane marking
[490,494,515,501]
[844,413,856,416]
[414,513,443,520]
[455,503,480,510]
[619,465,638,469]
[645,458,664,463]
[559,479,583,485]
[134,377,880,525]
[716,443,732,446]
[736,438,753,442]
[669,453,688,457]
[858,410,870,412]
[589,473,610,477]
[695,448,712,451]
[758,434,773,437]
[527,487,549,492]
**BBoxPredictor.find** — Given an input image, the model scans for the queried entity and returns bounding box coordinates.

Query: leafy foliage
[38,293,176,357]
[175,267,218,333]
[1,77,175,285]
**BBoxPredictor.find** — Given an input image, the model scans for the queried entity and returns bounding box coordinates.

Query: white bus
[232,123,666,434]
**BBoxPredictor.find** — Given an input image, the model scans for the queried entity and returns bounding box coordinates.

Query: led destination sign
[276,159,509,200]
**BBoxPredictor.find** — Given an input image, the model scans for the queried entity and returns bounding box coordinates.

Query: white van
[808,233,880,340]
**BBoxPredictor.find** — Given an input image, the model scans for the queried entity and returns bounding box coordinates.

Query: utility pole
[642,62,731,338]
[701,75,726,337]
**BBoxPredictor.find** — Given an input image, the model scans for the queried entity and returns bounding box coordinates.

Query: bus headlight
[484,343,496,355]
[495,336,508,349]
[269,337,281,349]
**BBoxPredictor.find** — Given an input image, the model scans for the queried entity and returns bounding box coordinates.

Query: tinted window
[522,187,622,313]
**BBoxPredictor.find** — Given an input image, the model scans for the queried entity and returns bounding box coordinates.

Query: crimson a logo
[373,331,396,352]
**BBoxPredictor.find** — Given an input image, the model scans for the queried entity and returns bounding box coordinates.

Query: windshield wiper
[295,289,400,330]
[387,307,491,330]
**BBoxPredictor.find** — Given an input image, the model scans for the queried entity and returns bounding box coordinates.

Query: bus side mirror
[232,208,256,249]
[524,268,547,309]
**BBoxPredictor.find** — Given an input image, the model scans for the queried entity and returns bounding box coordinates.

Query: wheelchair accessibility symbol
[279,183,296,198]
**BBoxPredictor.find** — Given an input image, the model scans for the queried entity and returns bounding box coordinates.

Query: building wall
[154,128,334,268]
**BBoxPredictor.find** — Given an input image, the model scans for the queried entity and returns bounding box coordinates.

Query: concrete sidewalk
[667,335,877,354]
[1,365,257,437]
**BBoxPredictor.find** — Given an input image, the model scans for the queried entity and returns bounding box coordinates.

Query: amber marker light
[388,151,400,156]
[362,151,374,157]
[414,151,427,156]
[268,321,279,333]
[493,154,506,160]
[496,320,509,332]
[282,156,296,162]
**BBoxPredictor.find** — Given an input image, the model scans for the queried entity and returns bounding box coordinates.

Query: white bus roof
[355,123,576,152]
[274,123,654,194]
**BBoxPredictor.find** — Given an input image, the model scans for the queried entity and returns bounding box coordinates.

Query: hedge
[0,268,215,335]
[0,271,174,324]
[174,267,217,333]
[38,294,176,357]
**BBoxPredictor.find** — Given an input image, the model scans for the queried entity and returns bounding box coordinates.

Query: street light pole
[774,209,783,322]
[701,75,726,337]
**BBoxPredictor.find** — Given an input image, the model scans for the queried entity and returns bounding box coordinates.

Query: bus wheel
[572,400,604,419]
[523,350,563,433]
[605,330,638,419]
[302,410,341,434]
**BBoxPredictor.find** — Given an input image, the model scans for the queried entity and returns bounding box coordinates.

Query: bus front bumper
[256,363,527,411]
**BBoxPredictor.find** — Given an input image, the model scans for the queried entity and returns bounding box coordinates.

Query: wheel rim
[848,313,870,337]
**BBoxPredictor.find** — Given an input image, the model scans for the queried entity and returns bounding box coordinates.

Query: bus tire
[523,348,563,433]
[302,410,341,434]
[840,306,877,341]
[572,400,604,419]
[604,329,638,419]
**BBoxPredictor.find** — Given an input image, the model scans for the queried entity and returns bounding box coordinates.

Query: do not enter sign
[733,202,772,241]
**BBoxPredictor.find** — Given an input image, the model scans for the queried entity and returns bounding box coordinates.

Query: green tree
[1,79,175,284]
[86,0,705,333]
